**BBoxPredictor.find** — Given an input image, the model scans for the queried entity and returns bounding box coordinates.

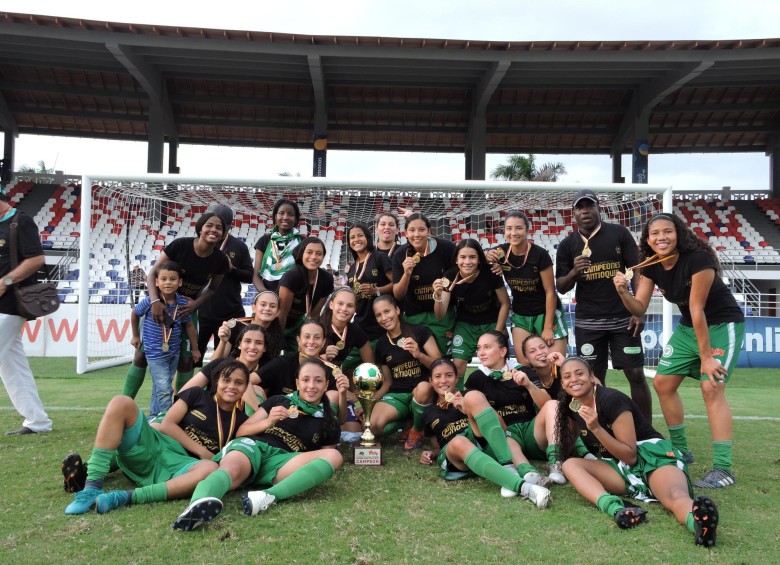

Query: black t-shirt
[643,250,744,326]
[496,243,558,316]
[465,366,542,425]
[175,387,249,455]
[258,352,337,397]
[279,267,334,330]
[249,395,340,451]
[163,237,230,299]
[567,386,662,459]
[326,321,369,365]
[392,238,456,316]
[375,243,401,260]
[555,222,639,320]
[224,320,283,367]
[254,232,302,292]
[0,210,43,316]
[346,252,392,340]
[423,402,470,447]
[198,234,254,321]
[442,267,504,324]
[374,324,434,393]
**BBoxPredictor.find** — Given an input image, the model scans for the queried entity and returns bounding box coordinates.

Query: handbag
[9,219,61,320]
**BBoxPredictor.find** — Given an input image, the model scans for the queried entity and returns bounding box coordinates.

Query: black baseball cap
[572,189,598,207]
[205,204,233,227]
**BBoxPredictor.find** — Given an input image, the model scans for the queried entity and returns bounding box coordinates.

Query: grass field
[1,359,778,564]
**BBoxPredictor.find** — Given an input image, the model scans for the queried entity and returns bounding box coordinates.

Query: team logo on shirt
[229,251,236,259]
[191,410,207,421]
[372,269,379,276]
[581,343,594,356]
[452,335,464,347]
[312,433,320,444]
[663,344,674,357]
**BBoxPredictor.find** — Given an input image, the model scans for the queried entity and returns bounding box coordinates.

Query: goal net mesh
[77,176,667,373]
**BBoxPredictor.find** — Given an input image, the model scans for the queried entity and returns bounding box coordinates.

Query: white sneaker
[547,462,566,485]
[522,471,552,488]
[500,464,519,498]
[520,482,551,509]
[583,453,598,460]
[242,490,277,516]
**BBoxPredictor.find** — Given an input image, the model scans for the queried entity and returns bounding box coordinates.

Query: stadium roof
[1,11,780,156]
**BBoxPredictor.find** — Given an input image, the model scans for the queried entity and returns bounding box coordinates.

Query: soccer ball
[352,362,383,393]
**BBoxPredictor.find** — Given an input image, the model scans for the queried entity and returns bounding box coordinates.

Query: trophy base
[352,441,383,466]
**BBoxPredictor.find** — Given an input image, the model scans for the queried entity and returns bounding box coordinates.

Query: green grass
[1,359,778,563]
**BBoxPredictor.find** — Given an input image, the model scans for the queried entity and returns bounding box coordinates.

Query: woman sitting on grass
[171,358,346,531]
[63,360,249,516]
[554,356,719,547]
[419,358,551,508]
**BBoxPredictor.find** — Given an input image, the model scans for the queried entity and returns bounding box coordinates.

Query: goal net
[77,174,672,374]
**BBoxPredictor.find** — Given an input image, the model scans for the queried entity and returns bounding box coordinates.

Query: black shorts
[574,325,644,378]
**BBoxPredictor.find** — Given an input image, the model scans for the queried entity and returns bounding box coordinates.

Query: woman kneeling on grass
[554,356,719,547]
[172,358,346,531]
[419,359,551,508]
[63,360,249,515]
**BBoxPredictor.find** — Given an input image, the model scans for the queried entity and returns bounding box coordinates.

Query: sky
[4,0,779,191]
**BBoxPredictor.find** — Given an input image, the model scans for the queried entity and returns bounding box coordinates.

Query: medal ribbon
[305,268,320,315]
[486,362,513,380]
[214,395,238,451]
[287,391,325,417]
[161,303,179,349]
[331,323,348,346]
[626,253,679,273]
[578,223,602,254]
[505,243,532,270]
[355,252,372,282]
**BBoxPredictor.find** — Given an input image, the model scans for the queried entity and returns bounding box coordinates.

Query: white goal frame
[77,173,672,374]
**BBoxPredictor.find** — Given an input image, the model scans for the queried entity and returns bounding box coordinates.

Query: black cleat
[614,502,648,529]
[693,494,719,548]
[62,452,87,493]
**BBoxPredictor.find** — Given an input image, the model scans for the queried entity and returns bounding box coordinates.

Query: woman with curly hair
[613,213,744,489]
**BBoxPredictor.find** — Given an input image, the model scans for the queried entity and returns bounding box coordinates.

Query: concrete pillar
[611,150,624,183]
[168,139,179,174]
[313,134,327,177]
[1,131,14,186]
[147,106,164,174]
[770,142,780,199]
[467,116,487,180]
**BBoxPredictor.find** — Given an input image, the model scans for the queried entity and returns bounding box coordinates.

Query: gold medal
[624,268,633,280]
[275,262,282,270]
[494,247,505,259]
[288,405,299,419]
[502,371,514,381]
[569,399,582,412]
[581,247,592,258]
[226,318,237,329]
[412,253,421,264]
[336,340,345,350]
[397,337,406,348]
[441,277,451,289]
[444,392,455,403]
[161,343,169,352]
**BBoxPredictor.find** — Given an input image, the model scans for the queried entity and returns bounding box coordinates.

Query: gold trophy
[351,362,384,465]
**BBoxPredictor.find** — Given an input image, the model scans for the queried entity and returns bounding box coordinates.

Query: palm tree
[490,154,566,182]
[18,160,54,174]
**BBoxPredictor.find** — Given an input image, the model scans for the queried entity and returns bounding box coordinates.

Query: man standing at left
[0,183,52,436]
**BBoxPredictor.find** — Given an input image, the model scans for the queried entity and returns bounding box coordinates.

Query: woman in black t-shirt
[553,357,719,547]
[317,287,372,367]
[212,290,283,368]
[614,213,744,489]
[253,198,302,293]
[374,212,402,259]
[172,358,346,531]
[278,236,335,351]
[346,223,393,341]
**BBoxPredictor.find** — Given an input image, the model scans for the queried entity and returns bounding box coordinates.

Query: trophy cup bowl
[352,363,383,447]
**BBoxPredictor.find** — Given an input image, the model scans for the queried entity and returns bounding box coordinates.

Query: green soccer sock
[382,420,402,437]
[712,440,733,472]
[545,444,561,465]
[464,449,522,493]
[86,447,116,485]
[596,493,626,518]
[573,437,591,458]
[131,482,168,505]
[668,423,690,453]
[189,469,232,503]
[265,458,335,501]
[175,370,194,393]
[516,462,537,478]
[686,511,695,533]
[473,408,512,465]
[121,364,147,398]
[410,399,430,432]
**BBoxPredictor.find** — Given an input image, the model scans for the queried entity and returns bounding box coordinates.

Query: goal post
[77,173,672,374]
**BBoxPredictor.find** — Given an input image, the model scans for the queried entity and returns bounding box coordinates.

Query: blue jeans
[147,354,179,417]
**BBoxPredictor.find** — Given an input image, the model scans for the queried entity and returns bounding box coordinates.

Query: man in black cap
[555,189,652,420]
[0,183,53,435]
[196,204,254,363]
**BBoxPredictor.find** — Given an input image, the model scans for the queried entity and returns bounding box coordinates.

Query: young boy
[131,261,200,417]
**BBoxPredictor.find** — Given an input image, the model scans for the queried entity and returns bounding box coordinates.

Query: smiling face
[430,362,458,397]
[199,215,224,245]
[329,290,356,326]
[476,333,507,369]
[349,226,369,254]
[296,363,329,404]
[216,367,249,407]
[237,329,265,365]
[561,358,596,399]
[376,214,399,245]
[275,203,297,234]
[373,299,401,333]
[155,268,182,297]
[297,322,326,358]
[406,218,430,252]
[646,218,678,258]
[252,293,280,325]
[457,245,479,276]
[522,336,549,369]
[504,215,528,248]
[301,242,325,271]
[573,199,601,233]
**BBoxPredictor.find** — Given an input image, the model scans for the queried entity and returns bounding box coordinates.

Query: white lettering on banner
[745,327,780,352]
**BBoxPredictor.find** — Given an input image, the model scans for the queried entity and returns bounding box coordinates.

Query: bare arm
[613,272,654,316]
[689,269,728,385]
[159,398,213,460]
[277,285,294,330]
[494,286,511,333]
[579,408,637,466]
[252,249,267,292]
